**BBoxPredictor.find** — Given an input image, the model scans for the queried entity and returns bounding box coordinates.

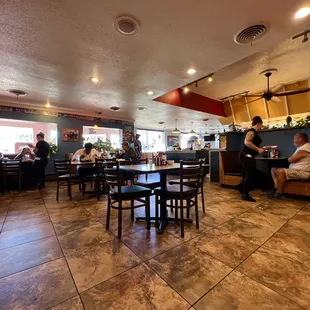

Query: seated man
[72,142,100,176]
[269,133,310,199]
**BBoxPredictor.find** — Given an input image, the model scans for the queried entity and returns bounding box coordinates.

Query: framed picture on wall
[167,135,179,147]
[62,128,80,142]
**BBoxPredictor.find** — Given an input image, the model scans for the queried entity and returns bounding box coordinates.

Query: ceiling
[191,34,310,100]
[0,0,309,131]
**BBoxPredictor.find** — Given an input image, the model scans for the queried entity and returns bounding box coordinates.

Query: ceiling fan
[243,71,310,104]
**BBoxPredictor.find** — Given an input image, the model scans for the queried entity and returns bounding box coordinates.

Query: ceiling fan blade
[243,97,263,105]
[270,96,281,103]
[274,88,310,96]
[242,94,262,98]
[270,83,284,93]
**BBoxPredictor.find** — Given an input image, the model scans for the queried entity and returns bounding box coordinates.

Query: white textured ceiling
[0,0,308,131]
[191,29,310,99]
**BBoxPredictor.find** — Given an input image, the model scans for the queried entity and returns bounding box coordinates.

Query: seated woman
[14,147,35,160]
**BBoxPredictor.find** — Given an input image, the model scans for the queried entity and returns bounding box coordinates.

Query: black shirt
[242,128,262,157]
[35,141,50,159]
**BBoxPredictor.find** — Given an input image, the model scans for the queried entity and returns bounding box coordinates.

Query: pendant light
[189,122,196,134]
[172,119,181,134]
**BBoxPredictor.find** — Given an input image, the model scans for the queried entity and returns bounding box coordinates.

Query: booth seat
[284,179,310,197]
[219,151,243,187]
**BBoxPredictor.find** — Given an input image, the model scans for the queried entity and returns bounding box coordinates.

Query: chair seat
[154,185,196,197]
[58,174,80,180]
[136,179,160,186]
[169,178,198,186]
[110,185,152,199]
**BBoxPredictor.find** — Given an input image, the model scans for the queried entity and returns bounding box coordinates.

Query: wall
[224,127,310,157]
[0,110,134,173]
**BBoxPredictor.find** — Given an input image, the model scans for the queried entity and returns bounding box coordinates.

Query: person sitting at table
[269,133,310,199]
[14,147,35,160]
[119,142,138,161]
[72,142,100,176]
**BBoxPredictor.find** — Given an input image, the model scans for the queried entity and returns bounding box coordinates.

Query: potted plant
[48,142,58,158]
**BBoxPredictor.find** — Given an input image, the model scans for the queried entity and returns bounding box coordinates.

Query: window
[0,118,57,154]
[137,129,165,152]
[83,126,121,150]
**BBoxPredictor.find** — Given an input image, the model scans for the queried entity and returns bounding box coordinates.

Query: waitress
[238,116,264,202]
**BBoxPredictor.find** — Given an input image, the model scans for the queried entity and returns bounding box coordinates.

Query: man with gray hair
[269,133,310,199]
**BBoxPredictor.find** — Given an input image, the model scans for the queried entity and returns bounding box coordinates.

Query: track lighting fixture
[292,29,310,44]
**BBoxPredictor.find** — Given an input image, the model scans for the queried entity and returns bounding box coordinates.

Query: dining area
[54,155,206,239]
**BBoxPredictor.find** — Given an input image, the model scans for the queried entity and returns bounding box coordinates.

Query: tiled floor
[0,181,309,310]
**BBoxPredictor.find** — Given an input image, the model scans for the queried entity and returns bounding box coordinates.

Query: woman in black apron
[238,116,264,202]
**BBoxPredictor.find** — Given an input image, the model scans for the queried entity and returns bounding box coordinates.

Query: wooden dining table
[120,163,185,234]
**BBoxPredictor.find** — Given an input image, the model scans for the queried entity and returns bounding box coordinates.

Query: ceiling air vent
[109,106,121,111]
[234,24,268,44]
[8,89,28,97]
[114,16,140,36]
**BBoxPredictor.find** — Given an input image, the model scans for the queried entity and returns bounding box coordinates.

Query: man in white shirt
[72,142,100,176]
[269,133,310,199]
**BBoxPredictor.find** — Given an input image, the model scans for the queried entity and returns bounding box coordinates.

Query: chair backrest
[179,160,202,196]
[104,161,122,198]
[95,158,106,174]
[53,159,72,177]
[1,159,22,175]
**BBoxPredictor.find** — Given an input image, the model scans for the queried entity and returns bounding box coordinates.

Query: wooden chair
[155,160,202,238]
[169,159,206,212]
[53,159,80,201]
[105,162,152,239]
[1,159,22,194]
[133,158,161,189]
[94,158,107,200]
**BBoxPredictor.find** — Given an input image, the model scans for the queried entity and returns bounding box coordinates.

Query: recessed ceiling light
[110,106,121,111]
[295,7,310,19]
[183,87,189,93]
[187,68,196,75]
[137,107,146,111]
[208,76,213,82]
[147,91,154,95]
[46,102,51,108]
[91,77,100,83]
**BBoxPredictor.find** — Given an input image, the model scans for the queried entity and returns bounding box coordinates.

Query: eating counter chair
[154,160,202,238]
[1,159,22,194]
[105,162,152,239]
[54,159,80,201]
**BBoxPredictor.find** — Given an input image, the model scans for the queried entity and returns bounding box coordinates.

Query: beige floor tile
[122,227,183,261]
[0,258,77,310]
[48,206,92,221]
[58,223,115,255]
[148,244,232,304]
[0,235,63,279]
[218,218,276,244]
[237,246,310,308]
[263,222,310,262]
[0,222,55,250]
[2,207,50,232]
[66,239,141,292]
[53,215,99,236]
[194,270,306,310]
[50,295,84,310]
[189,228,261,268]
[81,263,190,310]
